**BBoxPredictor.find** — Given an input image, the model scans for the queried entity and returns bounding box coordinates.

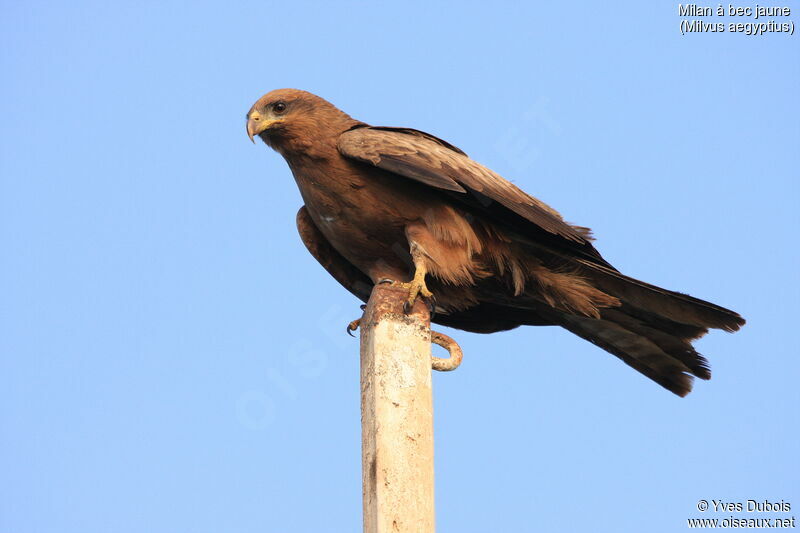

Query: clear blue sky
[1,2,797,532]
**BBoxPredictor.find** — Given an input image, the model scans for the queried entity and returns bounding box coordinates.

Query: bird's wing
[338,125,611,267]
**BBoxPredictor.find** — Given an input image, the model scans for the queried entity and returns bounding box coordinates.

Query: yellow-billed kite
[246,89,745,396]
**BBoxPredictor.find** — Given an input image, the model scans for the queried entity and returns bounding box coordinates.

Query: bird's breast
[291,164,417,269]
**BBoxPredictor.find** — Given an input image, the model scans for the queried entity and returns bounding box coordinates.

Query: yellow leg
[397,245,433,313]
[361,242,435,315]
[398,265,433,312]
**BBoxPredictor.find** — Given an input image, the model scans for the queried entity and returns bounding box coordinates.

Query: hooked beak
[246,110,280,143]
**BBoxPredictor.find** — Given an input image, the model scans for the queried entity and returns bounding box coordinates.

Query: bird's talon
[396,277,434,315]
[374,276,434,315]
[346,318,361,337]
[427,294,437,318]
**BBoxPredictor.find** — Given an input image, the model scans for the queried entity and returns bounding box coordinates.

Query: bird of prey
[246,89,744,396]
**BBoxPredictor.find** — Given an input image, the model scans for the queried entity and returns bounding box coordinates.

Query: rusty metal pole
[360,283,435,533]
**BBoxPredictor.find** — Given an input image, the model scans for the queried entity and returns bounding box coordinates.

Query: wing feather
[338,126,600,254]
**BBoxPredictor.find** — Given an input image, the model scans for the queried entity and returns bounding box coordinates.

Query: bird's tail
[448,256,745,396]
[555,307,707,396]
[552,261,745,396]
[575,259,745,333]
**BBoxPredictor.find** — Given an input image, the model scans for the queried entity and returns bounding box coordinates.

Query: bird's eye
[273,102,287,114]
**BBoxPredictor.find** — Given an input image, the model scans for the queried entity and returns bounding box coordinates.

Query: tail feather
[600,308,711,380]
[576,259,746,332]
[616,302,708,341]
[558,313,699,397]
[465,264,744,395]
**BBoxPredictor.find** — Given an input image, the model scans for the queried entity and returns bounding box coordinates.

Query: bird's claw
[427,294,437,319]
[374,277,435,315]
[346,318,361,337]
[400,278,434,315]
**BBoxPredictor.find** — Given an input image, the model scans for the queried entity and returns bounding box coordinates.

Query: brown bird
[246,88,744,396]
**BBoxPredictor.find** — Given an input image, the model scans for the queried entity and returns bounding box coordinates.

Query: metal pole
[360,283,435,533]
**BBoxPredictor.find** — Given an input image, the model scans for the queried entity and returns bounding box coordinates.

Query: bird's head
[246,89,355,147]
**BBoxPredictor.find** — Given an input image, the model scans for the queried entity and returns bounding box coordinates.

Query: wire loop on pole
[347,319,464,371]
[431,331,463,371]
